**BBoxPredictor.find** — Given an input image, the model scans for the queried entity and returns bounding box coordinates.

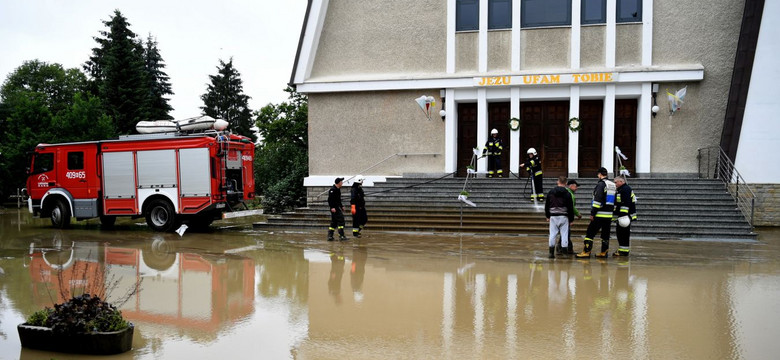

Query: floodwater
[0,208,779,360]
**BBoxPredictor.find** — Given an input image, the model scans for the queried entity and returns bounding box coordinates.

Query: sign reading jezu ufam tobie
[475,72,617,87]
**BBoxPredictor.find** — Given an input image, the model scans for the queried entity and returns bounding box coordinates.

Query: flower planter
[17,323,133,355]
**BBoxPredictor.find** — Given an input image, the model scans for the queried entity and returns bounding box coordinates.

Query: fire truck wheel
[145,199,177,232]
[50,199,71,229]
[100,215,117,228]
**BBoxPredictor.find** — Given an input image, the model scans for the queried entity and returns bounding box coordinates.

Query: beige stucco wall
[308,90,445,176]
[310,0,446,80]
[487,30,511,72]
[616,24,642,66]
[580,26,605,68]
[456,32,478,73]
[650,0,745,173]
[521,28,570,70]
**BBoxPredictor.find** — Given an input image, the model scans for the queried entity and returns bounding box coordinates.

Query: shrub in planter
[19,294,133,354]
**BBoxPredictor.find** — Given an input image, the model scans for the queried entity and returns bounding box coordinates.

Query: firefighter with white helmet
[520,147,544,201]
[612,175,637,257]
[482,128,504,177]
[350,175,368,237]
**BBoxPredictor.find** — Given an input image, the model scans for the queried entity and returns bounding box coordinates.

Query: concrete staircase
[254,177,756,239]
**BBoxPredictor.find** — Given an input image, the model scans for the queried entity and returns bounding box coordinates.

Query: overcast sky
[0,0,307,119]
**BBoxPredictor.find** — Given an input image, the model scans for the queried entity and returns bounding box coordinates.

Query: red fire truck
[24,131,255,231]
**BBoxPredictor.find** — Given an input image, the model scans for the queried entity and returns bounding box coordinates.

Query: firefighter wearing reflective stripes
[576,167,616,258]
[328,177,347,241]
[612,176,637,257]
[520,148,544,200]
[482,129,504,177]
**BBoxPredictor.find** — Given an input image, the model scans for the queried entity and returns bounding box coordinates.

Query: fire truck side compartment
[102,152,135,199]
[179,148,211,197]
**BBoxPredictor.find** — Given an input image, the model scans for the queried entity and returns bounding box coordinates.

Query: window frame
[67,151,84,170]
[521,0,572,29]
[488,0,513,30]
[581,0,606,25]
[616,0,642,23]
[456,0,480,32]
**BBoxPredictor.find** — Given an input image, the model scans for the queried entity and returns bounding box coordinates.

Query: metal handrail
[697,146,756,226]
[313,152,441,200]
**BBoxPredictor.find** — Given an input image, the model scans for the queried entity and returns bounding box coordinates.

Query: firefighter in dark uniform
[576,167,616,258]
[328,177,347,241]
[350,175,368,237]
[612,175,637,257]
[482,128,504,177]
[520,148,544,201]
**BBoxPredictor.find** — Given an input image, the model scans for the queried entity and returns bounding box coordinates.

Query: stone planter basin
[17,323,134,355]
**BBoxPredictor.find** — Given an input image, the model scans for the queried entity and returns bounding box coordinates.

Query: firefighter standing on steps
[520,148,544,201]
[482,128,504,177]
[612,175,637,257]
[576,167,616,258]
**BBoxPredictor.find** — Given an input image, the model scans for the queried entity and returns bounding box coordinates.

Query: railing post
[751,198,755,227]
[735,177,739,200]
[707,149,711,179]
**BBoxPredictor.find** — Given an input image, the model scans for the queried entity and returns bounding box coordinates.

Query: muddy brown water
[0,207,778,359]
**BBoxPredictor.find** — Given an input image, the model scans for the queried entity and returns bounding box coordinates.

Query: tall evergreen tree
[143,34,174,120]
[200,58,253,137]
[84,10,151,134]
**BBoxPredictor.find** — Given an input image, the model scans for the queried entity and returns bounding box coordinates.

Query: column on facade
[445,88,457,173]
[510,88,520,174]
[568,86,580,177]
[477,88,488,173]
[637,83,652,175]
[602,85,616,173]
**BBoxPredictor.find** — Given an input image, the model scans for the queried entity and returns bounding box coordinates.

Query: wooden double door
[577,99,637,177]
[455,102,512,177]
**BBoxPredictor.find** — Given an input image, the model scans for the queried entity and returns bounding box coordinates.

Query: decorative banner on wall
[667,86,687,115]
[415,95,436,120]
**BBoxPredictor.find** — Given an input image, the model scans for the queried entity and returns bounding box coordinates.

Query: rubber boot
[327,230,335,241]
[576,241,593,258]
[595,251,609,258]
[338,229,347,241]
[595,240,609,258]
[353,229,361,238]
[549,246,555,259]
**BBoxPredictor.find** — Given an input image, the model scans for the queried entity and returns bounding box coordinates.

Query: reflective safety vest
[482,137,504,156]
[591,179,616,218]
[525,154,543,177]
[614,183,637,220]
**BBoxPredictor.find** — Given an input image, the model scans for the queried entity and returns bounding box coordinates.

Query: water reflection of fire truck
[27,241,255,332]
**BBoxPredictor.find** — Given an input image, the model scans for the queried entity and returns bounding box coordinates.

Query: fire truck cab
[25,132,255,232]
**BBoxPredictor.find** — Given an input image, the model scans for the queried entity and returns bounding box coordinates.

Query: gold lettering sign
[477,76,511,86]
[474,72,616,86]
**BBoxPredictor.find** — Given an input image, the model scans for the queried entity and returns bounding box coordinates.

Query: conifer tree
[84,10,151,134]
[143,34,174,120]
[200,58,253,137]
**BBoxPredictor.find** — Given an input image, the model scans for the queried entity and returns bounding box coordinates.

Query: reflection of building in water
[299,253,740,359]
[26,241,255,337]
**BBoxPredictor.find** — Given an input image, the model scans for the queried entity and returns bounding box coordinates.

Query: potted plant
[18,293,134,354]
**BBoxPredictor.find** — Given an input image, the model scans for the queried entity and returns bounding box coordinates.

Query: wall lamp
[651,83,660,117]
[439,89,446,121]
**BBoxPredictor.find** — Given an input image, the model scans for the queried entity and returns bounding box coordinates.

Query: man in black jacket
[545,176,575,258]
[576,167,616,259]
[328,177,347,241]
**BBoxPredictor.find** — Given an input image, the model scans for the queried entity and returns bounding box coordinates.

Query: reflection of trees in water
[255,244,308,303]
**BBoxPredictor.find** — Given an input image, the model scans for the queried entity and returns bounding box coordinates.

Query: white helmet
[617,216,631,228]
[355,175,365,184]
[527,148,537,155]
[491,128,498,135]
